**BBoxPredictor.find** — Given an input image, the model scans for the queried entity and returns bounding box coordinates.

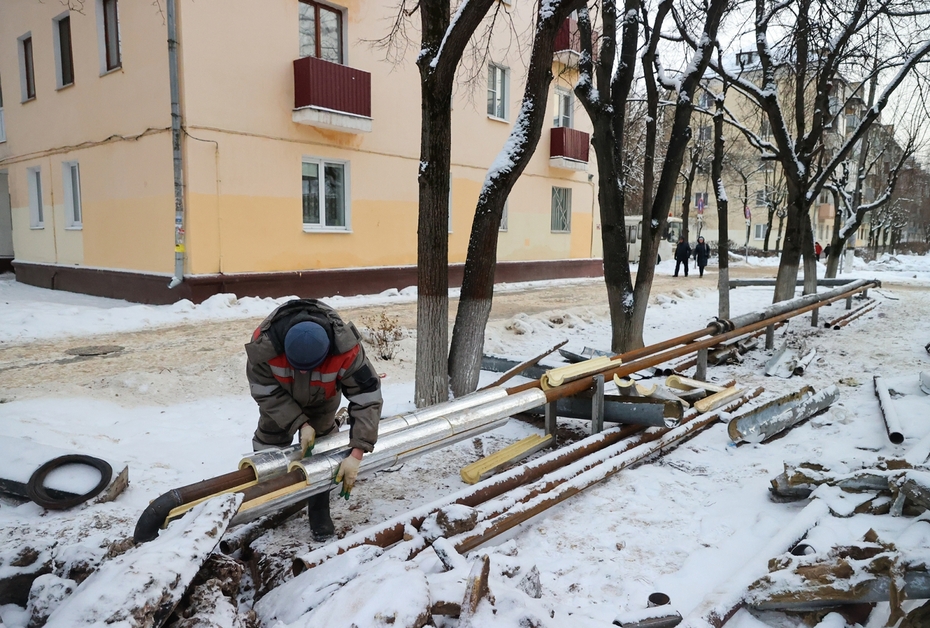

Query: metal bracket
[695,348,708,381]
[544,400,558,446]
[591,375,605,435]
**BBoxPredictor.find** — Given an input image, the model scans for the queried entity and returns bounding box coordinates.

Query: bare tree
[711,73,731,318]
[447,0,585,397]
[692,0,930,302]
[575,0,728,352]
[824,130,916,275]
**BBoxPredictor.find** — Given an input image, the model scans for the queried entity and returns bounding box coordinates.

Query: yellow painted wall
[3,0,600,278]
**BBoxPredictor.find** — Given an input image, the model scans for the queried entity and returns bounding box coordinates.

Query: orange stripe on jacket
[267,346,361,398]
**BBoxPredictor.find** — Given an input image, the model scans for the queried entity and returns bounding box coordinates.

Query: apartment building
[671,53,877,253]
[0,1,599,303]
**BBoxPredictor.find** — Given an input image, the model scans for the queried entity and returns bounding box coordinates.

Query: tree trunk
[762,205,775,251]
[712,90,729,319]
[413,0,498,407]
[415,86,453,407]
[773,185,806,302]
[448,0,581,397]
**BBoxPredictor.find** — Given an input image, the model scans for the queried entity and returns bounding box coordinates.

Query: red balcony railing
[293,56,371,118]
[554,18,581,55]
[550,127,590,163]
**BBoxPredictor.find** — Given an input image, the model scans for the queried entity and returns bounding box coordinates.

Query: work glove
[299,423,316,458]
[334,454,361,499]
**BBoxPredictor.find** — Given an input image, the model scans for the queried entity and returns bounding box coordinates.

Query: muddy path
[0,265,780,405]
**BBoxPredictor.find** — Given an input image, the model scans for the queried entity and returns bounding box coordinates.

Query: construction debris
[693,386,744,414]
[746,535,930,613]
[481,340,567,389]
[920,371,930,395]
[728,385,839,444]
[44,494,242,628]
[613,606,683,628]
[558,346,615,363]
[875,374,906,445]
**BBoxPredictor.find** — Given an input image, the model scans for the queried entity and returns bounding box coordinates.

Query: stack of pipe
[134,278,878,543]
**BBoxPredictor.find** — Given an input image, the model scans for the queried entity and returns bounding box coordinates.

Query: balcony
[549,127,589,170]
[554,18,581,67]
[293,56,372,133]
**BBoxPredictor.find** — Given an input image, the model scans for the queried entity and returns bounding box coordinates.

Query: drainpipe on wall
[167,0,185,289]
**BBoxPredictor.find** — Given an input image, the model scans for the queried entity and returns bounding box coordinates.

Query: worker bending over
[245,299,382,540]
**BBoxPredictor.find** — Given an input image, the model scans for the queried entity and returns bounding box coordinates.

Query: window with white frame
[54,13,75,88]
[760,117,771,139]
[19,34,36,101]
[697,125,712,142]
[0,74,5,142]
[27,167,44,228]
[97,0,121,73]
[302,159,348,229]
[754,223,767,240]
[551,187,571,233]
[553,88,573,128]
[487,64,508,120]
[499,200,508,231]
[755,189,767,206]
[62,162,82,228]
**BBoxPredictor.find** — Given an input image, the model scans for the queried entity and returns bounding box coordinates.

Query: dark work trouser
[674,259,689,276]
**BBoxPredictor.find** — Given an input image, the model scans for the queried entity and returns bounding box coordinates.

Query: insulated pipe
[230,389,548,526]
[238,388,509,482]
[726,279,874,329]
[133,468,255,543]
[728,385,839,444]
[510,281,880,403]
[874,375,905,445]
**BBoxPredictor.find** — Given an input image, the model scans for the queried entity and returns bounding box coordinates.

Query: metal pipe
[232,389,548,526]
[451,389,764,554]
[166,0,185,290]
[835,301,879,328]
[874,375,904,445]
[239,388,510,481]
[748,568,930,611]
[292,423,646,573]
[728,278,863,288]
[823,299,873,327]
[726,279,874,330]
[728,385,838,444]
[512,281,879,403]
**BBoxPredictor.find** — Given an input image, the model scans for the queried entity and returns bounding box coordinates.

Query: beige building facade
[0,0,600,303]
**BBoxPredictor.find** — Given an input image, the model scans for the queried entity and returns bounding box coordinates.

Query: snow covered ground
[1,254,929,628]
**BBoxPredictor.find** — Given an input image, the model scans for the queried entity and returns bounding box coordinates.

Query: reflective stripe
[345,390,382,406]
[270,365,294,378]
[250,382,279,396]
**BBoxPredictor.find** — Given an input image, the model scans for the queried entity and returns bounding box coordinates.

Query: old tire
[27,455,112,510]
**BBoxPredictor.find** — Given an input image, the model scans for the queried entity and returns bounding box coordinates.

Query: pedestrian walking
[815,242,823,261]
[674,237,692,277]
[693,236,711,278]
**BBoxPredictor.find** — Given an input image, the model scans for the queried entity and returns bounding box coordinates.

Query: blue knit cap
[284,322,331,370]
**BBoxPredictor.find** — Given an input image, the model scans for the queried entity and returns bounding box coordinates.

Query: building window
[55,14,75,88]
[299,0,344,64]
[99,0,121,72]
[737,51,756,66]
[63,162,83,228]
[500,201,508,231]
[754,223,767,240]
[0,74,5,142]
[20,34,36,101]
[553,88,572,128]
[694,192,708,214]
[760,118,771,139]
[488,64,508,120]
[302,159,348,229]
[698,90,714,109]
[755,190,767,206]
[697,125,712,141]
[27,167,44,228]
[551,187,571,233]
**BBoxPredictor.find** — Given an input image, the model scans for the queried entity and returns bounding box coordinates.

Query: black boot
[307,491,335,541]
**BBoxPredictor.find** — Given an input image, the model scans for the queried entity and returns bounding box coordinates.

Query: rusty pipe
[835,301,879,329]
[823,299,873,328]
[508,281,878,403]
